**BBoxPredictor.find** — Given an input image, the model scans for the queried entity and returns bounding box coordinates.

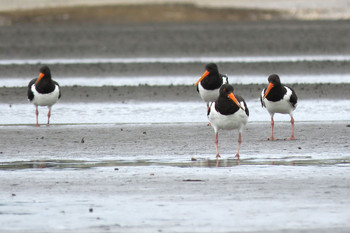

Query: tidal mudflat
[0,17,350,233]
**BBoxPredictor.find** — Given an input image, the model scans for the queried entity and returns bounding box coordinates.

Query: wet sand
[0,123,350,232]
[0,122,349,160]
[2,165,350,233]
[1,20,350,60]
[1,7,350,233]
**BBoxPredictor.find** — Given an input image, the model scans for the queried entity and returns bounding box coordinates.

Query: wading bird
[27,66,61,126]
[195,63,228,111]
[208,84,249,163]
[260,74,297,140]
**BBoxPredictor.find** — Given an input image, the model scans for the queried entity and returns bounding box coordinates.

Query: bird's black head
[218,84,244,111]
[39,66,51,77]
[205,63,219,74]
[263,74,283,99]
[35,65,52,86]
[268,74,281,84]
[219,84,234,97]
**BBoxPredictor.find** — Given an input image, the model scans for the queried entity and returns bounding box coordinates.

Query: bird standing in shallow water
[208,84,249,162]
[27,66,61,126]
[195,63,228,112]
[260,74,297,140]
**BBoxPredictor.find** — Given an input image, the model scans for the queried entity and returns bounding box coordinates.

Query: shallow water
[1,99,349,125]
[1,74,350,87]
[1,54,350,87]
[1,156,350,170]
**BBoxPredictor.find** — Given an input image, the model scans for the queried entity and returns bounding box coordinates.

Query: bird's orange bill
[35,73,45,86]
[194,70,210,86]
[228,93,244,110]
[263,83,274,98]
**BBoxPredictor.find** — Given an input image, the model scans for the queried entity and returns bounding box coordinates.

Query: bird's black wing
[287,86,298,108]
[207,102,213,117]
[53,80,62,99]
[237,95,249,116]
[27,78,37,101]
[242,98,249,116]
[260,88,266,108]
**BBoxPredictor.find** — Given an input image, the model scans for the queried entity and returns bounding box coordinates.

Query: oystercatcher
[260,74,297,140]
[208,84,249,161]
[195,63,228,111]
[27,66,61,126]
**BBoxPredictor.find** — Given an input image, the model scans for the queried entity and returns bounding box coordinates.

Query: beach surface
[1,3,350,232]
[1,122,350,233]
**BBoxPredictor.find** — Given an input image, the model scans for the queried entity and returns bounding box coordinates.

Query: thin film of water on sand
[1,155,350,170]
[1,74,350,87]
[1,99,349,125]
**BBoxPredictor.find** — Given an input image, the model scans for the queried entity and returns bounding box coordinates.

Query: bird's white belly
[31,85,60,106]
[263,99,294,115]
[209,107,248,132]
[198,84,220,103]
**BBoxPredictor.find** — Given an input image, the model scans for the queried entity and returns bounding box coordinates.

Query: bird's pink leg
[234,132,241,160]
[215,132,220,167]
[286,116,295,140]
[269,116,276,140]
[46,107,51,127]
[215,132,220,159]
[35,106,40,127]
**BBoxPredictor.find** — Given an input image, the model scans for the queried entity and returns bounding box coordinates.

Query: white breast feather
[198,84,220,103]
[208,102,248,133]
[31,85,60,106]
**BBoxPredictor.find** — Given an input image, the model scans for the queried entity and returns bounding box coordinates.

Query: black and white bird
[208,84,249,161]
[27,66,61,127]
[195,63,228,111]
[260,74,297,140]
